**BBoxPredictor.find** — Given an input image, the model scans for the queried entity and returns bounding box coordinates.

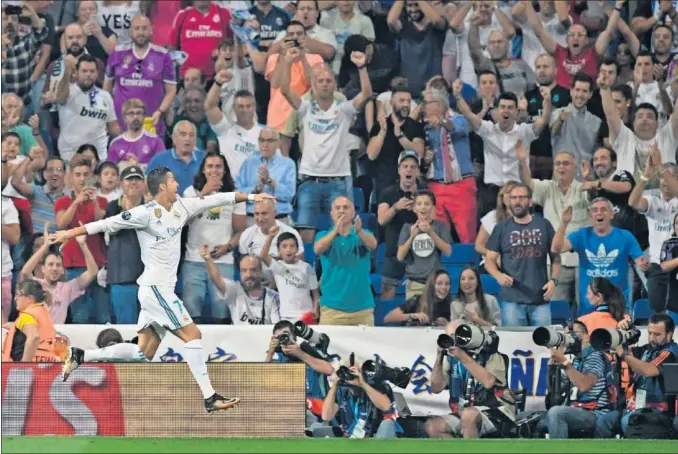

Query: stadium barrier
[1,362,306,437]
[46,325,649,417]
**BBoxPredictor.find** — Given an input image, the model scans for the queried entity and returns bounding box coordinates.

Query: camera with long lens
[277,332,293,346]
[454,324,498,353]
[532,327,581,355]
[437,334,455,350]
[337,352,358,383]
[590,327,641,351]
[294,321,330,353]
[362,360,412,389]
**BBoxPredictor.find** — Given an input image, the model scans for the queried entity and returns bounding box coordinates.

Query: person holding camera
[596,313,678,438]
[542,320,615,439]
[425,321,515,439]
[320,360,399,438]
[265,320,333,426]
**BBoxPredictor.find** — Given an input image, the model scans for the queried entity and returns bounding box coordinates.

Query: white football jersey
[85,193,237,286]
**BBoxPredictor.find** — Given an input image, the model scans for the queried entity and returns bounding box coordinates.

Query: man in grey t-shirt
[485,184,561,327]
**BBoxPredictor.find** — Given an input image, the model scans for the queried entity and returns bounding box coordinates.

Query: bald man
[104,14,177,138]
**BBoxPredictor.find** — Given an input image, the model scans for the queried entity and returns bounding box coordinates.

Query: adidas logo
[585,244,619,268]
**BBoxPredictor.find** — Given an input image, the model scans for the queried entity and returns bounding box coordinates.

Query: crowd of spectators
[2,0,678,331]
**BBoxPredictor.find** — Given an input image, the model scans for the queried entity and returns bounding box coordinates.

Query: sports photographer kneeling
[425,321,516,439]
[595,313,678,438]
[265,320,333,426]
[319,357,399,438]
[539,321,615,439]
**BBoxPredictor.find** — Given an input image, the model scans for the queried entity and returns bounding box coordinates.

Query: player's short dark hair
[273,320,294,333]
[649,313,676,334]
[635,102,659,121]
[147,167,172,196]
[277,232,299,249]
[415,188,436,206]
[592,146,617,164]
[1,131,21,144]
[75,53,98,70]
[572,71,593,90]
[96,328,124,348]
[498,92,518,107]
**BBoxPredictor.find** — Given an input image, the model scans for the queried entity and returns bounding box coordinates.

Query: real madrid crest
[148,61,154,72]
[123,55,132,69]
[154,208,162,219]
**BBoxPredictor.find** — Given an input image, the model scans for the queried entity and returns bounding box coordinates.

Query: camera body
[533,326,581,355]
[294,321,330,354]
[277,332,293,346]
[437,324,498,354]
[590,326,641,351]
[336,353,412,389]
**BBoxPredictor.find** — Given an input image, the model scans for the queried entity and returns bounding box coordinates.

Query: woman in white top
[182,152,247,323]
[475,181,517,266]
[450,266,501,327]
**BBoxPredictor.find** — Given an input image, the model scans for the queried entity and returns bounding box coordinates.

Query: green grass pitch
[3,437,677,453]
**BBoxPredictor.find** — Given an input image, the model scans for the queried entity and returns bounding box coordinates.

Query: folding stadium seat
[442,264,465,293]
[376,243,387,274]
[632,299,651,325]
[480,274,500,296]
[442,243,480,266]
[358,213,378,240]
[315,214,332,232]
[303,243,316,267]
[550,300,572,325]
[353,187,365,213]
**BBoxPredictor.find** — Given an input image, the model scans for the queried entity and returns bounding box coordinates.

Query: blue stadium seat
[550,300,572,324]
[443,264,465,293]
[303,243,316,266]
[480,274,500,296]
[371,274,382,294]
[315,214,332,232]
[358,213,378,237]
[374,296,406,326]
[442,243,480,265]
[376,243,387,273]
[632,299,651,325]
[353,187,365,212]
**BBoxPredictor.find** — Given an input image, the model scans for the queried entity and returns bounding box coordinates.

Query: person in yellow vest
[2,279,60,362]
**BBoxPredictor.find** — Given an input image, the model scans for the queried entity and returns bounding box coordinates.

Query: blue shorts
[295,176,352,229]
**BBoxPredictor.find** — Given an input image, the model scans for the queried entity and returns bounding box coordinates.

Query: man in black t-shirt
[523,54,571,181]
[377,151,422,300]
[367,87,425,203]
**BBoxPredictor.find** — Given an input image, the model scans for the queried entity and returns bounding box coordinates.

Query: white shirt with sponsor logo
[183,186,246,265]
[297,98,356,177]
[210,116,263,178]
[57,84,117,161]
[238,220,305,282]
[642,195,678,264]
[85,193,238,287]
[217,279,281,325]
[1,197,19,278]
[269,259,318,321]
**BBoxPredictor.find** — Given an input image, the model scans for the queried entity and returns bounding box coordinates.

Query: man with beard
[517,142,590,309]
[387,0,447,98]
[551,198,647,314]
[377,151,421,301]
[168,87,218,154]
[207,253,281,325]
[367,86,425,203]
[596,313,678,438]
[524,0,622,88]
[485,183,560,327]
[107,99,166,169]
[55,54,120,161]
[104,15,177,139]
[523,54,571,180]
[470,27,536,98]
[550,72,602,175]
[281,49,372,244]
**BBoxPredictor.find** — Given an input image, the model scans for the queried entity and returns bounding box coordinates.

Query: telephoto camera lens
[336,366,357,382]
[532,327,581,354]
[293,321,330,352]
[362,360,412,389]
[454,324,496,351]
[277,332,292,346]
[590,327,641,351]
[437,334,455,350]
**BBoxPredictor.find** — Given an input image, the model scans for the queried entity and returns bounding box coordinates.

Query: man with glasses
[485,183,561,327]
[108,99,166,169]
[517,142,590,312]
[167,87,218,154]
[236,128,296,221]
[104,14,177,139]
[8,156,67,233]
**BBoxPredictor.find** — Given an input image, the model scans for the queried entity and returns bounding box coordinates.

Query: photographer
[265,321,333,426]
[596,313,678,438]
[542,321,615,439]
[320,361,398,438]
[425,321,516,439]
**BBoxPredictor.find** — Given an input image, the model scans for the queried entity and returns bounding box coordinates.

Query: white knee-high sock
[83,343,148,362]
[184,339,215,399]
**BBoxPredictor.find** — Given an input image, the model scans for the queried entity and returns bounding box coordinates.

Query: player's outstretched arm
[183,192,275,219]
[51,205,151,245]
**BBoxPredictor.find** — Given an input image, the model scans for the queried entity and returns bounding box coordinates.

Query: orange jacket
[2,304,59,362]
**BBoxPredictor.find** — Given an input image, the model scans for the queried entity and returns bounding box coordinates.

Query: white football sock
[184,339,216,399]
[84,343,148,362]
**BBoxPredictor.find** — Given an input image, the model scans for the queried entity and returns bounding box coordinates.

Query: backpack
[626,409,678,439]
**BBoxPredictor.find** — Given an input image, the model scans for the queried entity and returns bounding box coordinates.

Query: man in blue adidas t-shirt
[552,197,648,314]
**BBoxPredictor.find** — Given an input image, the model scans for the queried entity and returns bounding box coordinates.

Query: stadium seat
[443,264,464,292]
[376,243,387,273]
[303,243,316,266]
[374,296,406,326]
[358,213,378,238]
[550,300,572,324]
[353,187,365,212]
[480,274,500,296]
[315,214,332,232]
[632,299,651,325]
[442,243,480,265]
[371,274,382,294]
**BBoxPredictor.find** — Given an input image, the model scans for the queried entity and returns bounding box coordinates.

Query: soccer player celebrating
[51,166,273,412]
